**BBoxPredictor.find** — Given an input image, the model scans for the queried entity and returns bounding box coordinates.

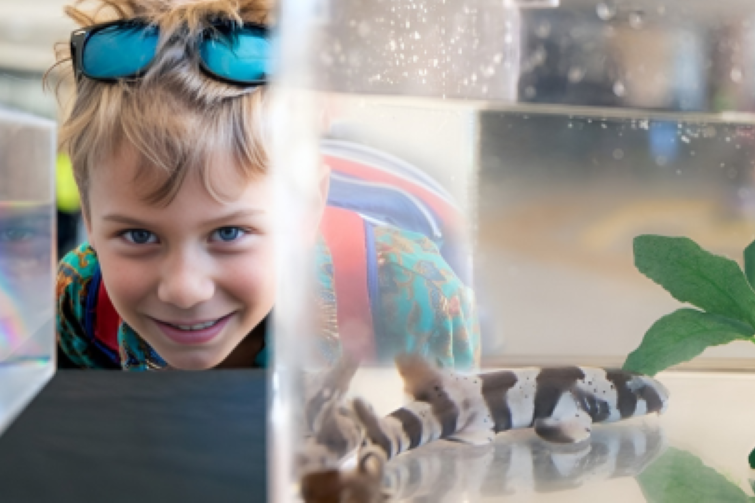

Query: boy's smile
[84,143,276,370]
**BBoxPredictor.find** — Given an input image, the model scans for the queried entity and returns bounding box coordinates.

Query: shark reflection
[384,421,665,501]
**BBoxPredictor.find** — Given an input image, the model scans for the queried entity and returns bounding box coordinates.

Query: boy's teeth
[170,319,219,331]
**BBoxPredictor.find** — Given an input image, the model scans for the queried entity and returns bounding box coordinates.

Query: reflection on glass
[0,108,56,435]
[386,423,665,501]
[0,203,54,363]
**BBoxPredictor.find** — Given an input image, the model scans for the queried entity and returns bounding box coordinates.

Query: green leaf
[636,447,753,503]
[634,235,755,328]
[744,239,755,290]
[623,308,754,376]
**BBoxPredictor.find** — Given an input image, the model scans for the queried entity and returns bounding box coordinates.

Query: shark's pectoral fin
[534,410,593,444]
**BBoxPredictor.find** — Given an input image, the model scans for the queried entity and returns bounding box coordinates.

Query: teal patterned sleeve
[373,227,481,370]
[55,242,108,368]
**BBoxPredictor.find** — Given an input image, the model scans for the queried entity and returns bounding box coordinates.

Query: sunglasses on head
[70,19,271,86]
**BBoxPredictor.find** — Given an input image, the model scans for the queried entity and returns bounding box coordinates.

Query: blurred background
[0,0,73,118]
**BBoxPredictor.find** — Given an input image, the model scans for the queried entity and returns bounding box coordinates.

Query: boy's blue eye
[123,230,157,245]
[213,227,244,242]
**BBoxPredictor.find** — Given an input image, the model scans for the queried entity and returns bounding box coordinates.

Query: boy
[54,0,480,371]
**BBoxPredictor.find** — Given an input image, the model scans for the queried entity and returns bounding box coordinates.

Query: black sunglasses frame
[70,19,270,87]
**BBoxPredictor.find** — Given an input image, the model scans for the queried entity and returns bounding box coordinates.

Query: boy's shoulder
[373,226,459,285]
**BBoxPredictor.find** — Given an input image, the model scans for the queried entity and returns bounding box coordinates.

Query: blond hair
[47,0,274,217]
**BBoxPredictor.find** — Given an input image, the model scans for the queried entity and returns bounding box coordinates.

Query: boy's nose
[157,252,215,309]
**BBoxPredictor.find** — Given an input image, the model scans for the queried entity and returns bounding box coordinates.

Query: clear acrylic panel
[270,0,755,501]
[0,108,56,434]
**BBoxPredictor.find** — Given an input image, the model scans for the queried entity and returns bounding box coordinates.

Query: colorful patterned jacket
[56,226,480,371]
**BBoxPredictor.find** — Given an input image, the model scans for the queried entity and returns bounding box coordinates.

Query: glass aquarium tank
[270,0,755,501]
[0,108,56,434]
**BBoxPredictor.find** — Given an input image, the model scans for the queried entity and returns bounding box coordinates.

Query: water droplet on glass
[524,86,537,99]
[681,136,690,143]
[731,67,743,83]
[613,81,626,97]
[596,2,617,21]
[613,149,624,160]
[639,119,649,130]
[656,156,668,166]
[567,66,585,83]
[628,11,645,29]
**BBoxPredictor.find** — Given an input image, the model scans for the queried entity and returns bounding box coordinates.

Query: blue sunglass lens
[200,26,270,83]
[83,23,159,79]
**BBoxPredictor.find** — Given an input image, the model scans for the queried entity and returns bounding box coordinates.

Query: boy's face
[85,145,276,370]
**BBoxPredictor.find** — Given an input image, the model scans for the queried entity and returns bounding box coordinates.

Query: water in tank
[0,108,56,434]
[270,0,755,501]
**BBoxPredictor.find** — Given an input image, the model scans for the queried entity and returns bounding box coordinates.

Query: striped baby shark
[353,355,670,461]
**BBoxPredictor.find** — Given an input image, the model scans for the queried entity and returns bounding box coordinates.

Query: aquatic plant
[624,235,755,376]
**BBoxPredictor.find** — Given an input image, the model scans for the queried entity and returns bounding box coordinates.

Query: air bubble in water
[535,21,551,38]
[656,156,668,166]
[567,66,585,83]
[628,11,645,29]
[524,86,537,98]
[613,149,624,160]
[613,81,626,97]
[596,2,617,21]
[731,67,743,83]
